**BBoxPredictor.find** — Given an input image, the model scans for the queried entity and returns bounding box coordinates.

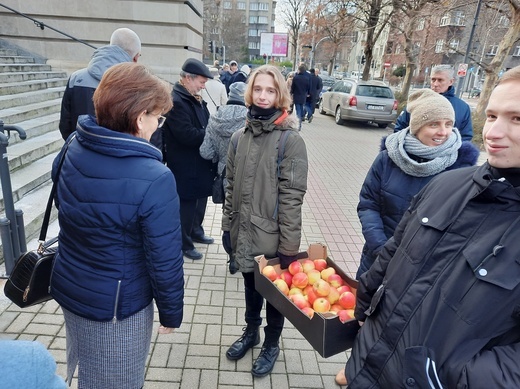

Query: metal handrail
[0,3,97,50]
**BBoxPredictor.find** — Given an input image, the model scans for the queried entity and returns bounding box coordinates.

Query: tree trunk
[401,14,418,99]
[475,3,520,118]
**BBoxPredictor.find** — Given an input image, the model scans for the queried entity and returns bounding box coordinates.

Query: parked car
[317,74,335,107]
[318,79,397,128]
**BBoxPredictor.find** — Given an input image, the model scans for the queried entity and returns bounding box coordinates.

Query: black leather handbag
[4,138,71,308]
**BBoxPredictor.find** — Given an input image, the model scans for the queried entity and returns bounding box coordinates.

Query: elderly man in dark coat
[163,58,216,260]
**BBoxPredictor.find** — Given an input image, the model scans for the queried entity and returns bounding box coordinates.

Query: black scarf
[249,105,278,120]
[490,167,520,187]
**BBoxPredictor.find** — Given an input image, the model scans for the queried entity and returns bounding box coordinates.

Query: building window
[211,27,219,34]
[499,15,510,28]
[513,46,520,56]
[249,16,257,23]
[449,39,459,53]
[223,1,232,9]
[237,1,246,9]
[395,44,401,54]
[487,45,498,56]
[258,16,268,24]
[249,41,260,49]
[259,3,269,11]
[249,29,258,36]
[250,2,258,10]
[440,13,449,26]
[416,18,425,31]
[453,11,465,26]
[435,39,444,53]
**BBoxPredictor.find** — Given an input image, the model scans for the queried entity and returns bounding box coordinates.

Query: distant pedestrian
[223,60,239,94]
[290,64,311,129]
[201,68,228,115]
[229,64,251,86]
[59,28,141,141]
[304,68,322,123]
[394,64,473,141]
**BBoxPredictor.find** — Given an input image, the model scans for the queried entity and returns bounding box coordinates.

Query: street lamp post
[310,36,331,69]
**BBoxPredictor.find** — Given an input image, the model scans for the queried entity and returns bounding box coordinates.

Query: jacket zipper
[112,280,121,323]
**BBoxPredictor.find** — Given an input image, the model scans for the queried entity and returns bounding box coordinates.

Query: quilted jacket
[50,115,184,327]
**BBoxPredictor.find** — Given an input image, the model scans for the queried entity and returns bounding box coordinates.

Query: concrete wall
[0,0,205,82]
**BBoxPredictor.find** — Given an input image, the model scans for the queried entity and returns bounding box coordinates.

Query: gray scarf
[385,127,462,177]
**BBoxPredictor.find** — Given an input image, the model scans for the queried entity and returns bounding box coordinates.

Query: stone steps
[0,46,68,262]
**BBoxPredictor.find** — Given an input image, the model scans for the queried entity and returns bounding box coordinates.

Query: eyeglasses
[145,111,166,128]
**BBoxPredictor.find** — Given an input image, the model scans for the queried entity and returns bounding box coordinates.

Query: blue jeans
[294,104,305,128]
[305,100,315,119]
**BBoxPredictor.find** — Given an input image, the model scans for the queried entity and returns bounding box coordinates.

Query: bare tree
[391,0,439,97]
[350,0,394,80]
[278,0,313,66]
[475,0,520,116]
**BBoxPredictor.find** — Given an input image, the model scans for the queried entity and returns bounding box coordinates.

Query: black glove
[277,251,298,270]
[222,231,232,255]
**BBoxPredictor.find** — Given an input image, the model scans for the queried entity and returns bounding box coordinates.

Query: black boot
[251,343,280,377]
[226,326,260,360]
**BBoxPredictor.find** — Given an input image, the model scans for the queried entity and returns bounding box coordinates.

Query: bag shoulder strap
[39,136,75,243]
[276,130,291,178]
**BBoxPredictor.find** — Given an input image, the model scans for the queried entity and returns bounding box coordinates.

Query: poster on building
[260,33,288,57]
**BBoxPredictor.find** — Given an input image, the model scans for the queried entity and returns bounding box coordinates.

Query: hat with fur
[229,82,246,103]
[407,88,454,135]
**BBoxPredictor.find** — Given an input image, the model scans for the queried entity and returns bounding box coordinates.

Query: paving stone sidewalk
[0,114,486,388]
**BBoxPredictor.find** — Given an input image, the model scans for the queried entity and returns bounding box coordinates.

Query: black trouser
[179,197,207,251]
[242,271,284,345]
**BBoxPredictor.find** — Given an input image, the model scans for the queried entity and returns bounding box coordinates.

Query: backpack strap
[276,130,291,178]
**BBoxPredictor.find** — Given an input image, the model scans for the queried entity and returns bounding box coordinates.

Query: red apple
[327,286,340,305]
[338,291,356,309]
[305,287,318,305]
[290,294,310,310]
[280,271,293,288]
[301,307,315,318]
[328,274,344,288]
[289,287,303,296]
[320,267,336,282]
[338,309,354,323]
[307,269,321,286]
[314,258,328,271]
[288,261,303,275]
[262,265,279,281]
[302,259,315,273]
[292,272,309,289]
[330,303,343,313]
[313,279,331,297]
[273,279,290,295]
[337,285,352,295]
[313,297,331,313]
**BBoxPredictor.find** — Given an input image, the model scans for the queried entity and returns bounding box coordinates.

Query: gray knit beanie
[408,88,455,135]
[229,81,246,103]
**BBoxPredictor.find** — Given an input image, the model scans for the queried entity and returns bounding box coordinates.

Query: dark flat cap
[182,58,213,79]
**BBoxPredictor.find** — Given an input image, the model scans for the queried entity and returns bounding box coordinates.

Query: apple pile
[261,258,356,323]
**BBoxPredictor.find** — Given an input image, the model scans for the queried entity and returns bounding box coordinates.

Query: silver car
[318,79,397,128]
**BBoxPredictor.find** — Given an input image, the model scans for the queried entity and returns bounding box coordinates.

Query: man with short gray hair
[394,64,473,141]
[59,28,141,140]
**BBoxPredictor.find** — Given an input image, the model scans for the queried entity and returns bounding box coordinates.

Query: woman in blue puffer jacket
[50,63,184,389]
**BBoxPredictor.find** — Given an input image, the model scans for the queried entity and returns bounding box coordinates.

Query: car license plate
[367,105,384,111]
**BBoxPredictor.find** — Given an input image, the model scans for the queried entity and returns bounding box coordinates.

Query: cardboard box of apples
[254,243,360,358]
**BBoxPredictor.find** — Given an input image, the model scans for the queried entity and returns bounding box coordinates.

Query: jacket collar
[245,110,298,136]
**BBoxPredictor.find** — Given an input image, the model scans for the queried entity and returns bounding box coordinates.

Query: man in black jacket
[342,65,520,388]
[162,58,216,260]
[304,68,322,123]
[290,64,311,130]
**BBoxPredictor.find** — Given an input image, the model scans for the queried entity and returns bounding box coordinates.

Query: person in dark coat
[222,60,239,94]
[59,28,141,141]
[341,66,520,388]
[304,68,322,123]
[51,63,183,388]
[290,64,311,130]
[229,64,251,86]
[163,58,216,260]
[394,64,473,141]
